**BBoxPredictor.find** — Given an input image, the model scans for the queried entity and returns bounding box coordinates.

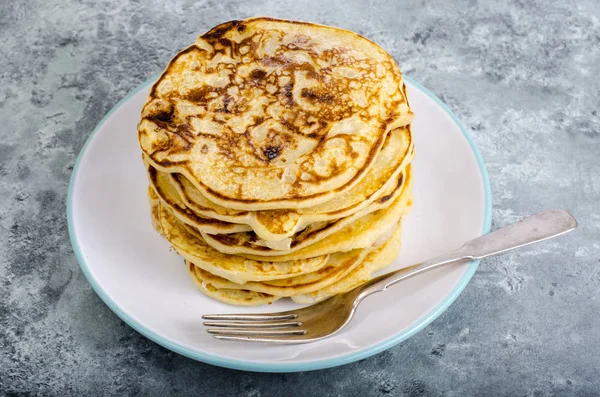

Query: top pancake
[138,17,413,211]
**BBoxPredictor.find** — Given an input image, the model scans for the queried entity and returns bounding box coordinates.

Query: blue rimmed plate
[67,76,491,372]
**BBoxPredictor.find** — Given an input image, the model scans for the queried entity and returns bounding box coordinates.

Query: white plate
[68,76,491,372]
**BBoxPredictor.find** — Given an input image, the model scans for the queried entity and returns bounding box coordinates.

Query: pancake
[291,220,404,303]
[187,261,280,306]
[147,163,252,234]
[200,165,412,259]
[148,187,163,235]
[139,17,413,211]
[188,248,367,297]
[187,222,402,298]
[158,202,330,284]
[169,125,414,244]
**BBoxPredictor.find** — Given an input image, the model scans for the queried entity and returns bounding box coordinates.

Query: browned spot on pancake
[185,86,212,103]
[281,83,296,107]
[278,118,301,136]
[174,123,195,141]
[289,34,311,46]
[218,95,233,113]
[247,232,260,244]
[182,208,229,225]
[377,174,404,204]
[376,192,393,204]
[151,111,173,123]
[212,233,241,245]
[218,147,235,160]
[243,130,269,165]
[144,99,175,124]
[263,145,281,160]
[203,20,243,40]
[262,56,288,67]
[186,85,228,104]
[255,262,267,272]
[201,144,209,154]
[289,220,338,248]
[250,69,267,82]
[317,266,334,275]
[147,165,159,185]
[301,88,334,103]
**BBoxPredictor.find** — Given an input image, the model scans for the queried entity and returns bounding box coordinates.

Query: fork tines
[202,313,307,342]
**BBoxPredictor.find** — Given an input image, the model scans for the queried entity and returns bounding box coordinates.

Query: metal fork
[203,209,577,344]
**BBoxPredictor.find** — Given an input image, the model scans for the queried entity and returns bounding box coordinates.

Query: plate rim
[67,75,492,373]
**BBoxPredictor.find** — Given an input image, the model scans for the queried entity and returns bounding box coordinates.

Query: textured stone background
[1,0,599,395]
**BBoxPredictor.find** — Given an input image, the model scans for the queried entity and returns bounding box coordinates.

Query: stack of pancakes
[139,18,414,305]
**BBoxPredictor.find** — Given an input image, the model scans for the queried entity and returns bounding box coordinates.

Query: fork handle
[356,209,577,300]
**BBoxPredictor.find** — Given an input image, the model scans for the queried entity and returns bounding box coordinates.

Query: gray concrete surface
[1,0,599,395]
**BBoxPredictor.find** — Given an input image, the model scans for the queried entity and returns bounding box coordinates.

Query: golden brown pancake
[139,17,413,211]
[146,163,252,234]
[188,248,367,298]
[187,261,280,306]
